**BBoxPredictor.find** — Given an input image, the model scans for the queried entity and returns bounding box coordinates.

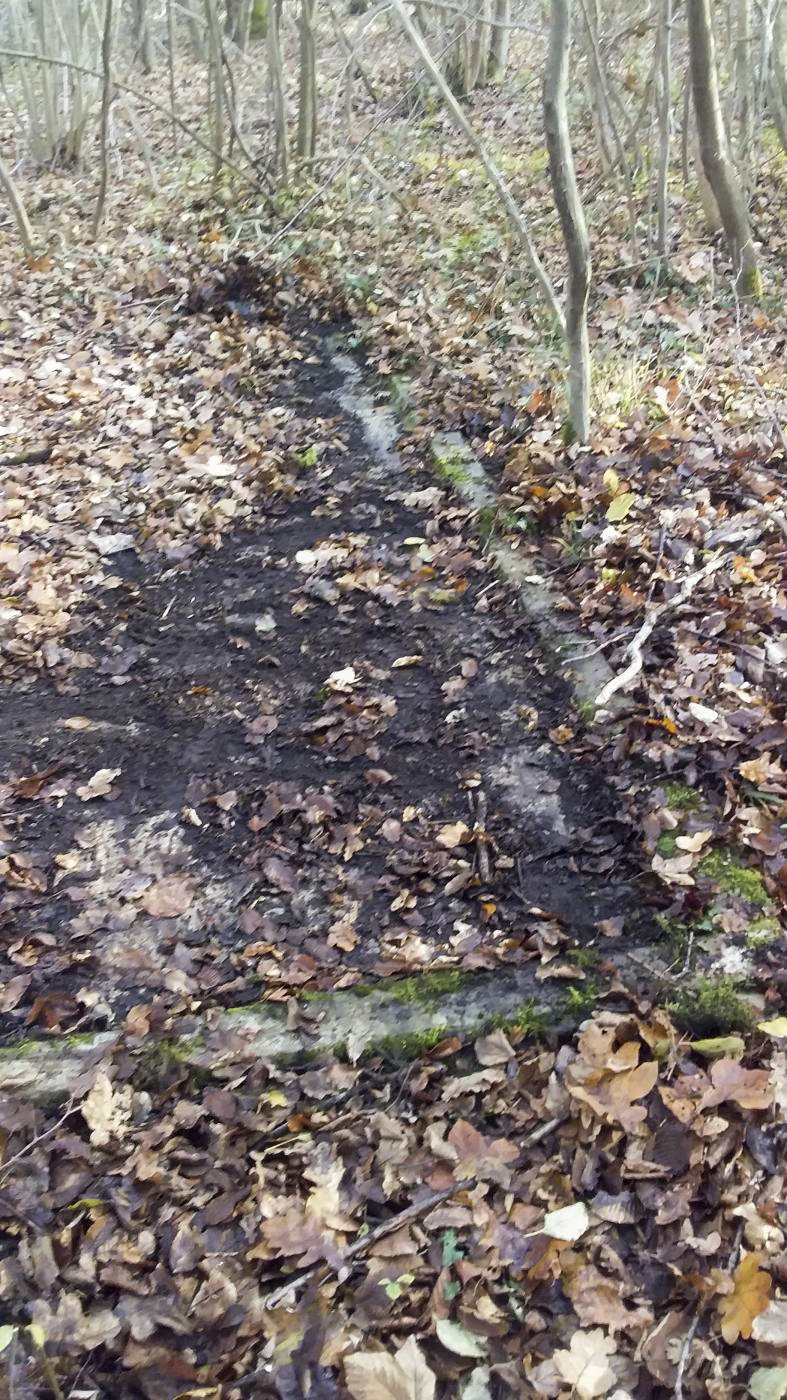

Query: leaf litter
[0,46,785,1400]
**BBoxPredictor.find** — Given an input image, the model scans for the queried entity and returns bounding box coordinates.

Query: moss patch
[668,976,756,1037]
[661,781,704,812]
[656,831,679,856]
[696,846,769,907]
[374,1026,448,1059]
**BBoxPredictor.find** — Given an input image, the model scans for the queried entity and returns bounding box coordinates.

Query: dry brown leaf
[75,766,120,801]
[701,1058,773,1112]
[474,1027,514,1065]
[81,1069,133,1147]
[552,1329,617,1398]
[140,875,195,918]
[344,1335,436,1400]
[436,820,471,849]
[718,1251,771,1343]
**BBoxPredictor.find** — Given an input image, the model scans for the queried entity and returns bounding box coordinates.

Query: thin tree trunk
[268,0,289,180]
[544,0,591,442]
[687,0,760,294]
[486,0,510,81]
[91,0,113,236]
[167,0,178,153]
[132,0,153,71]
[297,0,317,161]
[391,0,564,327]
[733,0,755,170]
[772,2,787,151]
[0,154,35,255]
[204,0,226,181]
[656,0,672,264]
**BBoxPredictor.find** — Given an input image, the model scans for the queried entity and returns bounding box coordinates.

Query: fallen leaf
[753,1301,787,1346]
[606,492,636,522]
[75,767,120,801]
[435,1319,486,1358]
[552,1329,617,1399]
[436,821,471,849]
[749,1366,787,1400]
[701,1059,772,1112]
[758,1018,787,1039]
[474,1028,514,1065]
[392,655,423,668]
[344,1334,436,1400]
[541,1201,590,1243]
[81,1070,133,1147]
[718,1252,771,1343]
[140,875,194,918]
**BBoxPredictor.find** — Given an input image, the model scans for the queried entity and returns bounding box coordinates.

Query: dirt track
[0,314,649,1050]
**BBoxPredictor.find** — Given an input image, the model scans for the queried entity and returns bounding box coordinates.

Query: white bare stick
[389,0,565,330]
[594,550,745,710]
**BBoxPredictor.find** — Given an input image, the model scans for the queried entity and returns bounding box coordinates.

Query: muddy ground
[0,312,653,1050]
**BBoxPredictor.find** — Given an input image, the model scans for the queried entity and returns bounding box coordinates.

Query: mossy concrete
[428,433,631,720]
[0,958,643,1103]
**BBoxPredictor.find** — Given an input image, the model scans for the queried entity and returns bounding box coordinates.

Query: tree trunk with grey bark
[687,0,761,295]
[544,0,591,441]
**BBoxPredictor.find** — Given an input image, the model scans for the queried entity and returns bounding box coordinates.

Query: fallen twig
[594,549,744,710]
[261,1177,474,1311]
[0,1098,78,1182]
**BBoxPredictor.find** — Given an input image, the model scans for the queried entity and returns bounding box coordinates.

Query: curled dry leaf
[75,767,121,801]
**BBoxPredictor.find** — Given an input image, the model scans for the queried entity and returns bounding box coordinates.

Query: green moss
[374,1026,448,1059]
[387,968,468,1006]
[249,0,268,35]
[559,980,599,1017]
[667,976,756,1037]
[745,916,781,948]
[661,781,704,812]
[476,504,498,540]
[566,947,601,971]
[486,999,547,1037]
[656,831,679,857]
[696,846,769,907]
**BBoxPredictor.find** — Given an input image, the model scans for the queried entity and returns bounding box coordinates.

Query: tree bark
[544,0,591,441]
[0,154,35,256]
[91,0,114,236]
[268,0,289,179]
[297,0,317,161]
[656,0,672,264]
[687,0,760,295]
[132,0,153,71]
[486,0,510,82]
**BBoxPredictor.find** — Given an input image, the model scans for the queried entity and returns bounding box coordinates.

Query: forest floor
[0,36,786,1400]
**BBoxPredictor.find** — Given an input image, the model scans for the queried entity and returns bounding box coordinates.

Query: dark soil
[0,316,651,1047]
